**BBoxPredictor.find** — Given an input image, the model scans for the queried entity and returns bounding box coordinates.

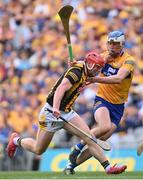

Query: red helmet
[85,51,105,70]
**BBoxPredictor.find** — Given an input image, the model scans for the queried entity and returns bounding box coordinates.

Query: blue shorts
[93,96,124,126]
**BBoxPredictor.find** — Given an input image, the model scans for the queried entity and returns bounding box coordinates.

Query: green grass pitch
[0,171,143,179]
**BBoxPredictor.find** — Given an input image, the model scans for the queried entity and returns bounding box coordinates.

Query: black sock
[101,160,110,169]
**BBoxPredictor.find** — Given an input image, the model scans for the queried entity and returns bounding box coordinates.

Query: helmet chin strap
[84,63,92,77]
[85,63,98,77]
[86,63,95,70]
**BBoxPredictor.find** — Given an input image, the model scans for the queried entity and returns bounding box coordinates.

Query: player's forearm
[53,86,66,110]
[91,75,123,84]
[91,67,130,84]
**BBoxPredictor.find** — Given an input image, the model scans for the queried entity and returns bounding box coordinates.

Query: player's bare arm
[87,67,130,84]
[53,78,72,118]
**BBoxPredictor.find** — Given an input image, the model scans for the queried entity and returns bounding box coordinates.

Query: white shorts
[39,103,78,132]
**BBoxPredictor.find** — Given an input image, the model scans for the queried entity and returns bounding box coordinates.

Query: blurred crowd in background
[0,0,143,171]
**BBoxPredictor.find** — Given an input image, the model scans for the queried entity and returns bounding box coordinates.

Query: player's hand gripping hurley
[46,108,111,151]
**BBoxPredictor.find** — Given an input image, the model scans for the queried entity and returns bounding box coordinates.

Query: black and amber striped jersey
[46,63,87,112]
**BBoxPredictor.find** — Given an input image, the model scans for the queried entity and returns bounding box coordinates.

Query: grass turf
[0,171,143,179]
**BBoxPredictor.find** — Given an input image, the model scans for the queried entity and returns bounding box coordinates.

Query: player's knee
[100,123,111,135]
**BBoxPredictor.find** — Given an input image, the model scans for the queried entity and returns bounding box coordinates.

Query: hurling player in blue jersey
[64,30,134,175]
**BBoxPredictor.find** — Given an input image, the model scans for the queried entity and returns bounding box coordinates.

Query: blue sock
[75,142,85,151]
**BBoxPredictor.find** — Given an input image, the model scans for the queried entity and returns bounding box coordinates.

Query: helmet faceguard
[107,31,125,58]
[85,51,105,76]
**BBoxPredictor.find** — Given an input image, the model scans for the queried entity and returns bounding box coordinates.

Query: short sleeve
[122,59,135,72]
[64,68,82,85]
